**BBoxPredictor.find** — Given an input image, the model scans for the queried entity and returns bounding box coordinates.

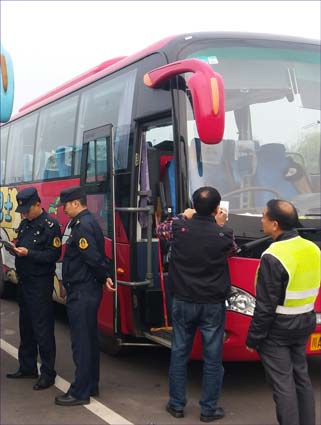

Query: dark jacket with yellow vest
[246,230,321,349]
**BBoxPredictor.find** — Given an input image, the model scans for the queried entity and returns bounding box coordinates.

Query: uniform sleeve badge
[79,238,89,249]
[53,237,62,248]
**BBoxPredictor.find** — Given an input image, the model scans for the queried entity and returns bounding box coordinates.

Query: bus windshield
[181,40,320,219]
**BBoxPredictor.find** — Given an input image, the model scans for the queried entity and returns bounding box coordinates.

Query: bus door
[135,118,177,347]
[80,124,118,341]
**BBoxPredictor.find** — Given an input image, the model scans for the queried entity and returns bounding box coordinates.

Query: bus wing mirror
[144,58,224,144]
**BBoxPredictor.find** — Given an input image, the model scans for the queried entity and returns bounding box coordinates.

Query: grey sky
[1,0,320,114]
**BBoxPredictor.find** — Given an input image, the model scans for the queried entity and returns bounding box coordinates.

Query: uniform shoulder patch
[45,218,54,228]
[79,237,89,249]
[53,236,62,248]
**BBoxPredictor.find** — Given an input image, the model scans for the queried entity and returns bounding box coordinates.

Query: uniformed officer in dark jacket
[55,186,115,407]
[6,187,62,391]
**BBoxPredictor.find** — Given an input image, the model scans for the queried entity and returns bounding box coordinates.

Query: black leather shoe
[33,375,55,390]
[90,388,99,397]
[6,370,38,379]
[55,393,90,406]
[200,407,225,422]
[166,404,184,418]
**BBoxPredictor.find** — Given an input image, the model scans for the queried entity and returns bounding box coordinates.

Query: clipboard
[0,239,16,250]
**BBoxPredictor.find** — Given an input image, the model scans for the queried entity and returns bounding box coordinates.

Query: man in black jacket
[246,199,321,425]
[156,186,235,423]
[55,186,115,406]
[6,187,62,390]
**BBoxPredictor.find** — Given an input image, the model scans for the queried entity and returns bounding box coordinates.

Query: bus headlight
[316,313,321,325]
[226,286,256,316]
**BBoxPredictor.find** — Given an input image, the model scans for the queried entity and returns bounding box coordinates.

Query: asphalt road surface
[1,297,320,425]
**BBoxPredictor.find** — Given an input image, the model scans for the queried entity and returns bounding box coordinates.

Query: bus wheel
[98,333,123,356]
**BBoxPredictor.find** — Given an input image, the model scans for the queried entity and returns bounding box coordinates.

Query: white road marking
[1,338,133,425]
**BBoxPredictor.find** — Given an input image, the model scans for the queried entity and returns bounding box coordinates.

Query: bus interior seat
[234,140,258,183]
[146,140,175,216]
[253,143,301,205]
[43,152,59,179]
[23,154,33,181]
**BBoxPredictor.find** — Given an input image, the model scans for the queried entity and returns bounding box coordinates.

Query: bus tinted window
[6,114,38,183]
[85,138,108,183]
[75,69,136,174]
[35,95,79,180]
[0,126,9,184]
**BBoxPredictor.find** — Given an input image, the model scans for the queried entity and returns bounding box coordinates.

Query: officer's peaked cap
[16,187,40,213]
[59,186,86,205]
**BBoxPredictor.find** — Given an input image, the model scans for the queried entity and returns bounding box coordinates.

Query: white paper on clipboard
[219,201,229,220]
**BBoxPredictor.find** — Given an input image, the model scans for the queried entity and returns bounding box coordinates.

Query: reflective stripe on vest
[262,236,321,315]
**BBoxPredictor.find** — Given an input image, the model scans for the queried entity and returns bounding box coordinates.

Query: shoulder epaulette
[45,218,54,228]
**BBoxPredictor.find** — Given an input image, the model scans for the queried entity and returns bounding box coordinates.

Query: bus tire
[98,333,123,356]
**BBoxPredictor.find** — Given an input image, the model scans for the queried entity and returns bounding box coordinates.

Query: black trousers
[18,275,56,378]
[259,336,315,425]
[65,281,102,400]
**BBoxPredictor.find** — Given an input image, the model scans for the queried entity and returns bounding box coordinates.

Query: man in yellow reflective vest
[246,199,320,425]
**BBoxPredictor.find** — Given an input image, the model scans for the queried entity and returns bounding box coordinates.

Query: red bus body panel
[190,256,321,361]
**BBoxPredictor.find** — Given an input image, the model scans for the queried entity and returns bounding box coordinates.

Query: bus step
[143,327,173,347]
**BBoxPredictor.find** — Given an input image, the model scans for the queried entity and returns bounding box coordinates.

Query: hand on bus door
[105,277,116,292]
[246,345,254,353]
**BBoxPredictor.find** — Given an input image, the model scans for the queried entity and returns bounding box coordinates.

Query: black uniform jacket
[169,214,235,304]
[62,209,111,285]
[15,209,62,278]
[246,230,317,349]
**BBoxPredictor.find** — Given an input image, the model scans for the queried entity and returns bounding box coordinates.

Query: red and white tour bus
[1,32,320,360]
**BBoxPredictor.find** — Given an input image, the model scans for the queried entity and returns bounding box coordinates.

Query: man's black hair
[78,196,87,207]
[32,196,41,205]
[266,199,300,231]
[192,186,221,216]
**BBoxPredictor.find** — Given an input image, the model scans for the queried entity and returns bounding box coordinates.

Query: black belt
[63,279,100,291]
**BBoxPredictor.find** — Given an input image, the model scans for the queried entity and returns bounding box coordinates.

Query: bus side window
[0,127,9,184]
[35,95,78,180]
[1,160,5,184]
[55,146,72,177]
[23,154,33,181]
